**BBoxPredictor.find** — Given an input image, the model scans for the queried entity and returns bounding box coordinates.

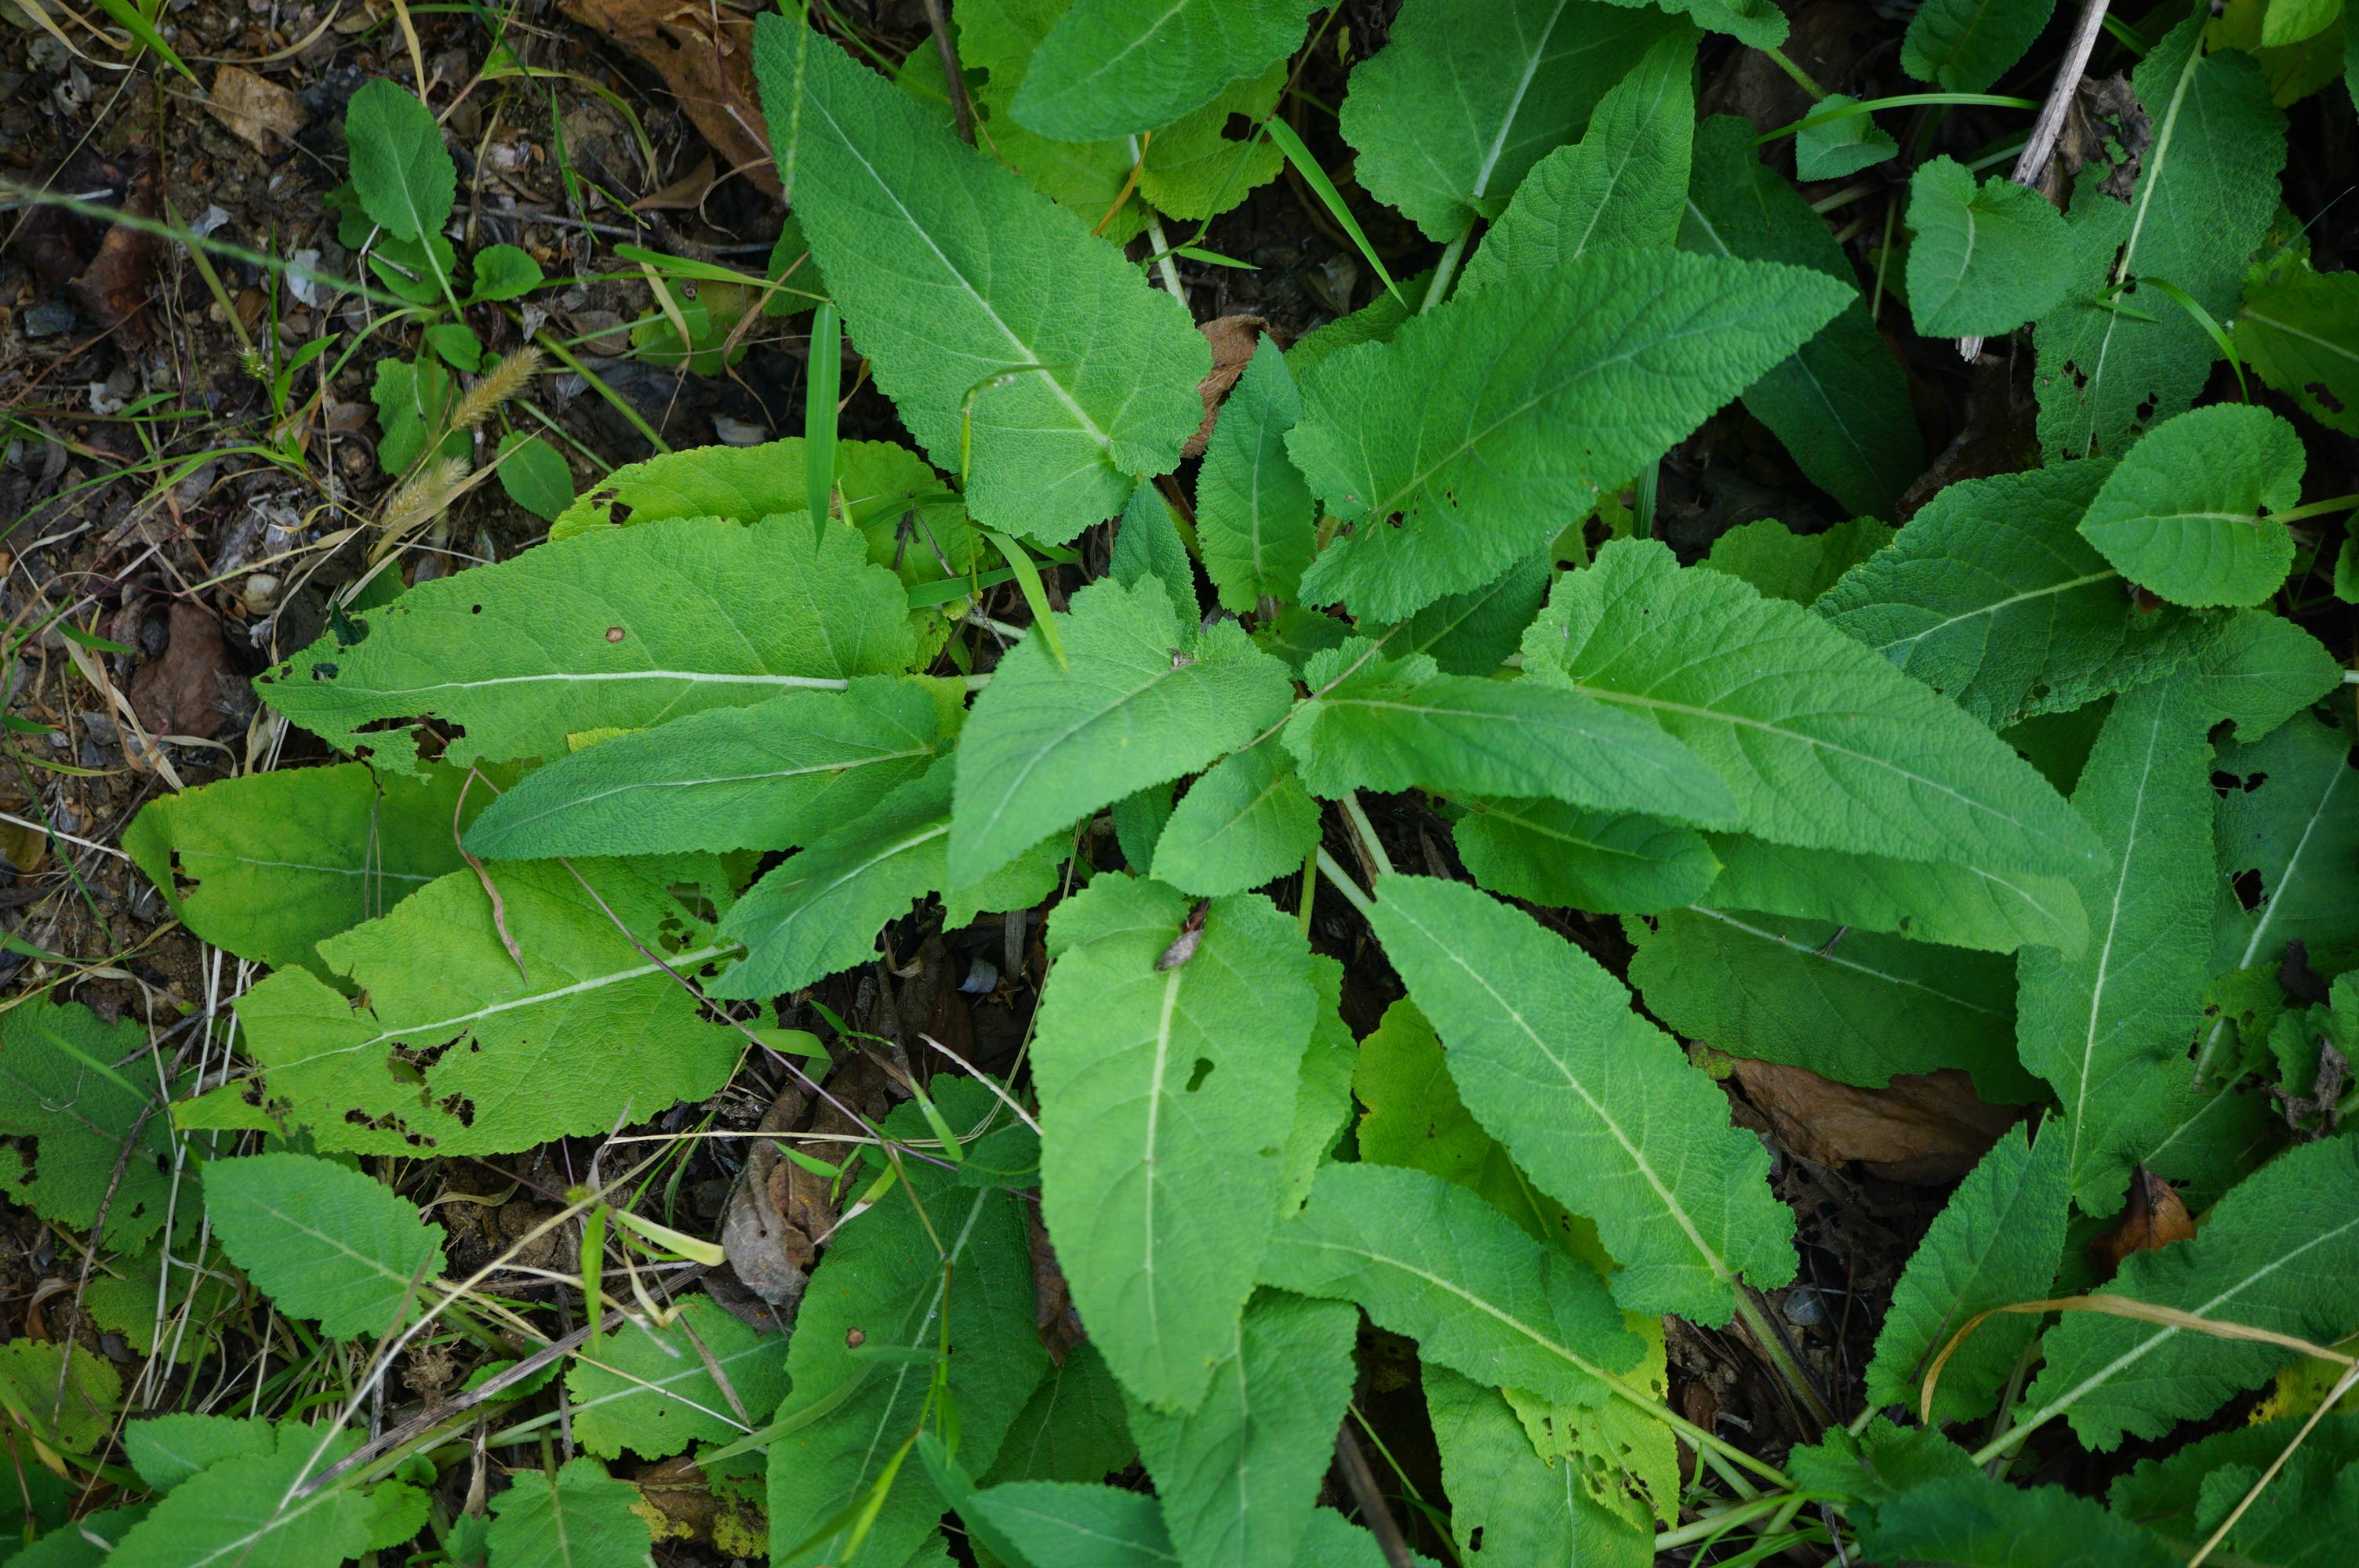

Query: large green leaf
[2213,710,2359,984]
[978,1343,1136,1488]
[1289,249,1849,619]
[950,576,1293,884]
[1034,877,1316,1409]
[1197,336,1317,615]
[483,1457,655,1568]
[2077,405,2305,608]
[260,516,914,771]
[1859,1472,2175,1568]
[104,1424,376,1568]
[1149,742,1321,898]
[567,1295,788,1461]
[1453,798,1720,915]
[1377,553,1552,675]
[2234,252,2359,435]
[204,1153,445,1341]
[1701,837,2088,956]
[756,19,1209,540]
[2021,1134,2359,1450]
[1009,0,1314,140]
[2110,1415,2359,1563]
[1423,1367,1652,1568]
[1365,875,1794,1323]
[0,999,171,1250]
[1523,540,2103,880]
[1904,156,2077,336]
[1903,0,2055,90]
[1680,117,1921,518]
[957,1483,1177,1567]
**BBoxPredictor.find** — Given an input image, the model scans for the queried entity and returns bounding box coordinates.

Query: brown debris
[718,1078,834,1325]
[205,66,306,152]
[555,0,780,197]
[2087,1164,2196,1282]
[1732,1061,2020,1185]
[1183,314,1271,458]
[129,602,238,742]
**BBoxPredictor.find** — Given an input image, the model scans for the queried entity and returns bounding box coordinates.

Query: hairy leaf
[2213,710,2359,986]
[205,1153,446,1340]
[1905,156,2077,336]
[1010,0,1314,140]
[959,1483,1176,1566]
[2110,1415,2359,1562]
[1903,0,2055,89]
[125,1415,275,1494]
[344,80,453,244]
[1701,837,2088,956]
[1859,1471,2174,1568]
[1702,517,1892,605]
[0,999,171,1250]
[1797,95,1897,181]
[2234,253,2359,434]
[1377,553,1552,675]
[105,1423,376,1568]
[569,1297,788,1463]
[1423,1366,1652,1568]
[979,1343,1136,1488]
[1454,798,1720,914]
[1198,336,1316,614]
[1278,956,1358,1221]
[1150,742,1321,898]
[2078,405,2305,608]
[2185,608,2341,741]
[484,1457,656,1568]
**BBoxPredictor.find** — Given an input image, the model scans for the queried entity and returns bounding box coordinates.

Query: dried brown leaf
[1732,1060,2019,1184]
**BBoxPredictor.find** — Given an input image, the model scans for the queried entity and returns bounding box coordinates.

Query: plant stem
[1420,231,1468,312]
[1334,1421,1416,1568]
[1652,1492,1797,1552]
[1733,1287,1840,1430]
[1340,791,1395,879]
[1314,847,1377,920]
[1763,45,1828,101]
[2275,492,2359,524]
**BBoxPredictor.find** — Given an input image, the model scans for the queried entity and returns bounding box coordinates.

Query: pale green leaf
[1283,641,1738,825]
[468,243,543,303]
[1625,907,2034,1098]
[1110,480,1196,610]
[1701,517,1893,605]
[1903,0,2055,90]
[1294,1510,1445,1568]
[2077,405,2305,608]
[205,1152,446,1340]
[1009,0,1314,140]
[1289,249,1849,619]
[2234,253,2359,434]
[1681,117,1922,517]
[260,516,915,771]
[1523,539,2103,879]
[1150,742,1321,898]
[344,80,453,243]
[2263,0,2346,47]
[11,1501,153,1566]
[0,998,171,1249]
[1276,956,1356,1220]
[494,434,572,522]
[1034,877,1316,1409]
[1197,336,1316,614]
[1797,95,1897,180]
[1341,0,1681,243]
[757,19,1209,540]
[1458,27,1698,294]
[485,1457,656,1568]
[1859,1472,2175,1568]
[1125,1290,1358,1568]
[1422,1366,1652,1568]
[568,1295,787,1462]
[1364,874,1795,1323]
[1453,797,1720,915]
[1904,156,2077,336]
[0,1341,119,1454]
[1863,1123,2070,1423]
[1262,1162,1644,1405]
[105,1423,376,1568]
[1701,835,2089,955]
[950,575,1293,884]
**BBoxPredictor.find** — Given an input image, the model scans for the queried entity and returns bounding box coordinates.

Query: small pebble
[24,300,75,338]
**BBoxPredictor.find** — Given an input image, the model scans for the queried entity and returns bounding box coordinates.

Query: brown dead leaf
[206,66,305,152]
[719,1078,834,1324]
[555,0,778,197]
[21,148,161,334]
[1183,314,1270,458]
[632,153,718,212]
[2087,1164,2195,1282]
[129,601,236,742]
[1027,1203,1085,1364]
[1732,1061,2020,1184]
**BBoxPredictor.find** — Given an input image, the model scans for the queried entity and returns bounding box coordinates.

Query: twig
[921,0,972,144]
[1333,1420,1416,1568]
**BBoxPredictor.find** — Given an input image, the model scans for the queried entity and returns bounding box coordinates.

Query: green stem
[1732,1287,1840,1430]
[1420,231,1469,312]
[1314,847,1377,920]
[2275,492,2359,525]
[1755,92,2041,147]
[1652,1493,1797,1552]
[1762,46,1828,101]
[1339,792,1395,879]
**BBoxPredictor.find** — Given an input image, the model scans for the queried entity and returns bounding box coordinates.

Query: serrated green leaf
[1524,540,2103,880]
[469,243,543,303]
[260,516,915,771]
[2077,405,2305,608]
[1681,117,1922,517]
[1863,1123,2069,1423]
[344,80,454,245]
[0,1340,119,1454]
[371,356,461,475]
[1453,798,1719,914]
[2214,710,2359,984]
[1797,94,1897,180]
[567,1295,787,1462]
[123,762,480,972]
[105,1422,376,1568]
[2234,253,2359,434]
[205,1152,446,1340]
[960,1483,1178,1567]
[1289,249,1850,619]
[2023,1131,2359,1450]
[1035,877,1315,1409]
[1378,552,1551,675]
[1787,1417,1979,1519]
[1903,0,2055,89]
[1009,0,1313,140]
[1363,875,1794,1323]
[1263,1162,1643,1403]
[2034,19,2287,458]
[484,1457,654,1568]
[2185,609,2343,740]
[1701,517,1892,606]
[976,1343,1136,1488]
[1904,156,2077,336]
[1149,742,1320,898]
[1283,641,1737,824]
[1814,461,2204,729]
[211,860,741,1155]
[1197,335,1315,614]
[1626,907,2034,1098]
[1341,0,1681,243]
[769,1083,1047,1568]
[1110,481,1196,612]
[0,998,170,1250]
[1458,27,1697,294]
[1125,1290,1357,1568]
[125,1414,275,1494]
[1859,1471,2175,1567]
[2110,1414,2359,1562]
[1422,1366,1652,1568]
[950,575,1293,884]
[464,678,940,860]
[1701,835,2089,955]
[12,1501,153,1566]
[757,19,1209,541]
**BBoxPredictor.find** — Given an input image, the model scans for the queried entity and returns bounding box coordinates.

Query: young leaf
[1796,95,1897,181]
[104,1423,377,1568]
[1125,1290,1358,1568]
[205,1152,446,1341]
[1701,517,1893,605]
[463,678,941,860]
[124,762,481,972]
[2016,673,2218,1214]
[2033,19,2286,458]
[1148,742,1321,898]
[1522,540,2104,880]
[1863,1123,2069,1424]
[1625,908,2035,1099]
[1289,249,1850,619]
[754,19,1209,540]
[1422,1365,1653,1568]
[1701,837,2088,956]
[1110,480,1197,611]
[484,1457,654,1568]
[1262,1162,1644,1405]
[209,860,741,1155]
[0,999,171,1249]
[1363,875,1795,1323]
[1858,1471,2175,1568]
[260,516,917,771]
[1281,642,1738,826]
[1034,877,1316,1409]
[343,80,454,245]
[1009,0,1314,141]
[949,575,1293,885]
[1340,0,1681,243]
[1681,117,1922,517]
[2077,405,2305,608]
[1457,26,1698,293]
[2234,253,2359,434]
[567,1296,788,1461]
[1903,0,2055,91]
[1453,798,1721,915]
[554,437,928,537]
[1197,336,1317,615]
[1814,461,2203,729]
[1904,157,2077,336]
[468,243,543,303]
